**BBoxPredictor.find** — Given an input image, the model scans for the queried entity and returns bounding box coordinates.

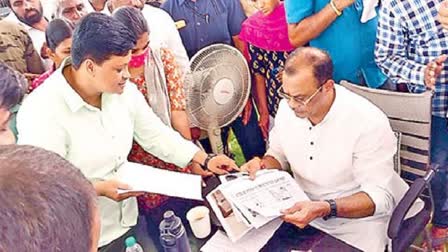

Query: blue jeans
[431,116,448,228]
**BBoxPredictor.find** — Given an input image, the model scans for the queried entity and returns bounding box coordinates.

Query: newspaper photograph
[206,187,252,242]
[207,170,309,242]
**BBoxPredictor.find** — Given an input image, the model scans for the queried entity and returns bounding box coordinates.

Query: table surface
[198,176,361,252]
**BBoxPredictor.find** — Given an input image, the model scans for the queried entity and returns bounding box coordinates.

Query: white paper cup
[186,206,211,239]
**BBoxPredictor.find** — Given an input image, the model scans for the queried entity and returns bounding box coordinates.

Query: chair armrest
[388,178,426,239]
[387,167,436,239]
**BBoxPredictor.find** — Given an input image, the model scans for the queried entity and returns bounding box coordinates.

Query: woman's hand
[259,112,270,140]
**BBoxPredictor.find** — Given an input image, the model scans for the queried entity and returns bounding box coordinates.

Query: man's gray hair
[47,0,92,21]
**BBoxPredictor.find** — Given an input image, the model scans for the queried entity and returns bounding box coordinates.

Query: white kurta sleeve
[352,116,399,216]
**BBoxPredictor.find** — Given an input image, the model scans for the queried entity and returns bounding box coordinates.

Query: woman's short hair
[0,63,26,110]
[45,19,73,52]
[113,6,149,39]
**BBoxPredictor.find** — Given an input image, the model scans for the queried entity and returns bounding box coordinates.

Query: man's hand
[207,155,238,175]
[94,179,144,202]
[424,55,447,89]
[190,162,214,177]
[281,201,330,229]
[438,1,448,31]
[240,157,263,180]
[333,0,356,11]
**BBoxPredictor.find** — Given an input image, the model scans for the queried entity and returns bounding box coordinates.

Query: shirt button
[196,22,200,26]
[309,127,312,130]
[310,156,313,160]
[310,142,314,145]
[200,38,204,42]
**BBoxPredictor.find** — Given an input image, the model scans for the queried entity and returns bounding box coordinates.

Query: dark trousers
[200,100,266,161]
[430,116,448,228]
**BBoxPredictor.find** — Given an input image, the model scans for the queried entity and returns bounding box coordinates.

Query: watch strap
[202,154,218,171]
[323,199,337,220]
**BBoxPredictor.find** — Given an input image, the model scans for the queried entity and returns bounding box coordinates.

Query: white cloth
[16,58,200,247]
[266,85,423,252]
[4,13,52,69]
[361,0,379,23]
[140,5,190,74]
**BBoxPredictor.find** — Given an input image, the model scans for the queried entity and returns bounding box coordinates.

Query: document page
[115,162,202,200]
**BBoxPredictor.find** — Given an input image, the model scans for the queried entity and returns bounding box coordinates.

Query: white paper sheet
[201,218,283,252]
[115,162,202,200]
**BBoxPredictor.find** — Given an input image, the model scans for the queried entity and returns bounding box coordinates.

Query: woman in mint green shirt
[17,13,236,250]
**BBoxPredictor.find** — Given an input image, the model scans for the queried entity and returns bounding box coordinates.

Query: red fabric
[29,67,55,93]
[127,49,191,212]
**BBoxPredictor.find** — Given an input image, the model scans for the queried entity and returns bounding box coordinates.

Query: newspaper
[207,170,309,242]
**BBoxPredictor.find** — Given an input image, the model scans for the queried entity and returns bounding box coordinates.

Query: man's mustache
[24,8,40,16]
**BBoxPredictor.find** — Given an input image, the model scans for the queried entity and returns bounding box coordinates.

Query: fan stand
[208,128,224,154]
[206,78,235,154]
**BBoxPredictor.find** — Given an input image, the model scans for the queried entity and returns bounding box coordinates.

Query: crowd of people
[1,0,448,251]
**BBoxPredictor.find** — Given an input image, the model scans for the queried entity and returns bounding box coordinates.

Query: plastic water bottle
[125,236,144,252]
[159,211,191,252]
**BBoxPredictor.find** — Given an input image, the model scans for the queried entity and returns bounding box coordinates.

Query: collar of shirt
[56,57,108,113]
[313,87,341,127]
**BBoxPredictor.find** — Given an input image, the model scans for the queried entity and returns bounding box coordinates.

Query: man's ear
[84,59,96,77]
[323,79,335,91]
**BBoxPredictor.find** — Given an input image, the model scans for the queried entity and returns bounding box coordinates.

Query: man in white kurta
[241,47,423,252]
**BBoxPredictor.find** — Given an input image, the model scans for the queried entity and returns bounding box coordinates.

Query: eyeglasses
[278,85,323,106]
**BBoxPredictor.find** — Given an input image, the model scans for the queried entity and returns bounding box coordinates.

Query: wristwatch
[202,154,218,171]
[323,199,338,220]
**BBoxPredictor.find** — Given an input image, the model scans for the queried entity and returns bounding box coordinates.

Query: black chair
[388,166,436,252]
[340,81,436,251]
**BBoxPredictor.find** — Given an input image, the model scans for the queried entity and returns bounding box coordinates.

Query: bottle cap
[125,236,136,247]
